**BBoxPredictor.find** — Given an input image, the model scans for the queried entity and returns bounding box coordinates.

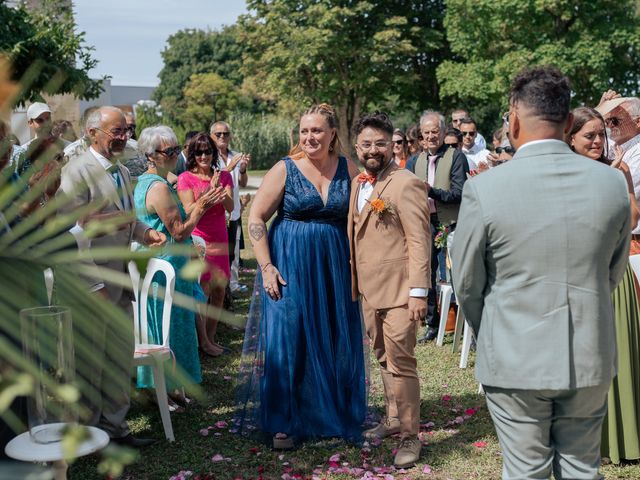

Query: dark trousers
[227,219,240,265]
[426,219,440,329]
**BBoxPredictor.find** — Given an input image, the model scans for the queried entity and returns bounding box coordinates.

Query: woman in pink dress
[177,132,234,356]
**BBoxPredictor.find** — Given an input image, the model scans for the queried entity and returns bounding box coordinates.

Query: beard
[108,139,127,156]
[361,153,388,174]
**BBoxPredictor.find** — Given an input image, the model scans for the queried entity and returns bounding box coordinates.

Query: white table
[4,424,109,480]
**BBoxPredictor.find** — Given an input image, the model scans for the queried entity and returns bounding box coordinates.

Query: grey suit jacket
[57,149,148,302]
[451,140,630,390]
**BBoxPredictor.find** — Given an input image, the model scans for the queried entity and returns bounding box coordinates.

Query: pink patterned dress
[177,170,233,284]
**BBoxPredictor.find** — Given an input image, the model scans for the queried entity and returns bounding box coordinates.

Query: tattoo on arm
[249,222,266,242]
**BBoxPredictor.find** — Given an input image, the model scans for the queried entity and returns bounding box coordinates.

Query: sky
[73,0,248,87]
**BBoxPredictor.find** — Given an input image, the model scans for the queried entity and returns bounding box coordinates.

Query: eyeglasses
[214,132,231,138]
[356,141,391,152]
[501,111,510,126]
[126,124,136,132]
[605,117,621,128]
[96,127,128,138]
[156,145,181,157]
[32,117,50,124]
[496,146,516,155]
[445,143,458,149]
[462,131,477,137]
[195,149,213,157]
[393,139,405,145]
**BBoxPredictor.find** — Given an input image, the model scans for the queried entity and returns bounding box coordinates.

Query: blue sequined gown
[235,156,366,442]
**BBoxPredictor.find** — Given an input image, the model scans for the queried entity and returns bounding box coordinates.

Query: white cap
[26,102,51,121]
[595,97,634,116]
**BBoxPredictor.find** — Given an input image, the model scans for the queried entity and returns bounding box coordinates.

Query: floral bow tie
[357,172,377,184]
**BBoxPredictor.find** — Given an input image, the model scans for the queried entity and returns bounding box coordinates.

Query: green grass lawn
[69,221,640,479]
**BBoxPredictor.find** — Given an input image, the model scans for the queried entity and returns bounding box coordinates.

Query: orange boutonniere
[367,196,394,219]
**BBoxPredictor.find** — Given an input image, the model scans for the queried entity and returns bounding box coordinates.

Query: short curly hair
[509,66,571,123]
[352,111,394,138]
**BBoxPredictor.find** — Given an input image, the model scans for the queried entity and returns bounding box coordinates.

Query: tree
[181,73,245,131]
[0,0,104,103]
[154,25,246,123]
[239,0,449,147]
[437,0,640,132]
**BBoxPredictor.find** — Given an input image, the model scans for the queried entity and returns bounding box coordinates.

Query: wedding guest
[134,126,226,406]
[450,107,486,149]
[406,110,469,342]
[210,121,250,295]
[567,106,640,464]
[392,129,409,168]
[236,103,366,448]
[597,97,640,251]
[453,66,630,480]
[349,111,431,468]
[177,133,233,357]
[444,127,462,150]
[406,125,422,156]
[57,106,166,447]
[492,126,504,150]
[459,117,490,170]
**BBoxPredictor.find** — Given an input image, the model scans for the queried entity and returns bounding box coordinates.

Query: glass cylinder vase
[20,305,77,444]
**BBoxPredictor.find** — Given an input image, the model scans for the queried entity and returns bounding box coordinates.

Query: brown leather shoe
[363,417,401,439]
[394,435,421,468]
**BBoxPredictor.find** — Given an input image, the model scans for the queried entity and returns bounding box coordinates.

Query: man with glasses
[597,97,640,246]
[406,110,469,343]
[210,121,250,295]
[58,106,166,448]
[459,117,490,170]
[65,106,146,179]
[451,108,486,150]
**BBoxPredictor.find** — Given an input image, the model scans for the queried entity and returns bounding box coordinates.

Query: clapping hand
[239,153,251,173]
[144,229,167,247]
[262,264,287,301]
[198,186,227,210]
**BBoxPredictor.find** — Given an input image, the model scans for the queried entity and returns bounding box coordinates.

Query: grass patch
[69,215,640,479]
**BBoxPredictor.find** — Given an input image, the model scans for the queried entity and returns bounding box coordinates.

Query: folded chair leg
[152,361,175,442]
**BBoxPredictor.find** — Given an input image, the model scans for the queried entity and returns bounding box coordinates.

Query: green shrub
[228,113,293,170]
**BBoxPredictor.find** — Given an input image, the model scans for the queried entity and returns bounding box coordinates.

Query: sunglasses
[495,146,516,155]
[393,139,405,145]
[605,117,621,128]
[156,146,181,157]
[195,149,213,157]
[214,132,231,138]
[462,131,477,137]
[445,143,458,149]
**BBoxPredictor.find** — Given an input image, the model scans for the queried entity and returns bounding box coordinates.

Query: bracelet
[261,262,273,272]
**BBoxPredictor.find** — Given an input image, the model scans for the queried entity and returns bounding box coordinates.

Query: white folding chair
[435,284,453,346]
[128,258,176,442]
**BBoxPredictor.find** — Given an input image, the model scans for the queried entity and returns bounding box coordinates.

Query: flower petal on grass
[211,454,224,462]
[214,420,228,428]
[474,441,488,448]
[329,453,341,462]
[199,428,209,436]
[422,464,432,474]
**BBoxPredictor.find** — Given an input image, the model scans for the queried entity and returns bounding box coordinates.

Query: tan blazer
[348,162,432,309]
[57,149,149,302]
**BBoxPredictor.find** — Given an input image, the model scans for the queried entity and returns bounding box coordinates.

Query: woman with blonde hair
[236,103,366,448]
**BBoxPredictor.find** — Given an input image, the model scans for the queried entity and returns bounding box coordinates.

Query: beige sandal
[273,433,294,449]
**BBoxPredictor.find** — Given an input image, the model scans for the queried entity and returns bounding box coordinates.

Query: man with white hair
[210,120,250,294]
[597,97,640,248]
[406,110,469,342]
[58,106,166,447]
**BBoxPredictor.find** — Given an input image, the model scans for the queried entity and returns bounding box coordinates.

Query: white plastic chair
[435,284,453,346]
[43,268,54,305]
[128,258,176,442]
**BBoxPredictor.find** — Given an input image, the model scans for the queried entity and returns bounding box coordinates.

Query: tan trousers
[362,300,420,437]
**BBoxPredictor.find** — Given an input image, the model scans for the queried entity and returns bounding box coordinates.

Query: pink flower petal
[215,420,228,428]
[442,394,452,402]
[211,454,224,462]
[474,441,488,448]
[199,428,209,436]
[465,408,477,416]
[422,464,432,474]
[329,453,341,462]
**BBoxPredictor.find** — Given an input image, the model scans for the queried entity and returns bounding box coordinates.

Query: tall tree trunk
[336,93,361,160]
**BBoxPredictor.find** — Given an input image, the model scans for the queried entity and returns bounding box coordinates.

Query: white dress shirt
[218,149,241,222]
[356,170,426,298]
[462,143,490,170]
[90,147,130,211]
[619,134,640,233]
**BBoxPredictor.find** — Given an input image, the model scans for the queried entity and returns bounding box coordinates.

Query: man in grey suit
[58,106,166,447]
[452,67,631,479]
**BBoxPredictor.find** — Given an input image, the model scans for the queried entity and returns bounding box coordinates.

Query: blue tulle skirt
[235,216,367,443]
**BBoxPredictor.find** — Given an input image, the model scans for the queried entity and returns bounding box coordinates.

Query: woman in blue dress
[236,104,367,448]
[134,126,228,407]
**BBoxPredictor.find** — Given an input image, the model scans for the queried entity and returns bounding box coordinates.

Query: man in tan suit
[348,112,431,468]
[57,106,165,447]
